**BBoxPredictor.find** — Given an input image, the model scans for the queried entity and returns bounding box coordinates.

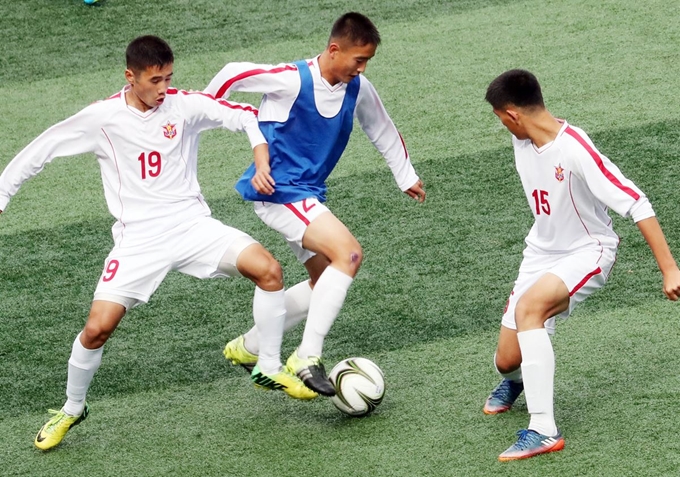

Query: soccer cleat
[483,378,524,415]
[251,365,318,400]
[498,429,565,461]
[223,335,258,373]
[286,348,336,397]
[34,403,90,451]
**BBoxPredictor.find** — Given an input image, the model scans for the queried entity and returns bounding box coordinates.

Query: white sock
[253,286,286,374]
[298,266,353,359]
[494,353,523,382]
[64,332,103,416]
[518,328,558,436]
[242,280,313,355]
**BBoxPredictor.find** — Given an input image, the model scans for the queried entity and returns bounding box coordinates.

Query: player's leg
[179,219,316,400]
[282,211,361,396]
[231,242,317,399]
[483,325,524,414]
[498,272,568,461]
[35,242,171,450]
[236,254,328,363]
[35,299,130,451]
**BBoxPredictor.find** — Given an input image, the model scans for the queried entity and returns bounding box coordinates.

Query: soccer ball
[328,357,385,416]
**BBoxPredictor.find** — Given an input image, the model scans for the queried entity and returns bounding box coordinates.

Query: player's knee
[333,245,363,277]
[81,321,114,348]
[514,299,544,329]
[252,253,284,291]
[495,353,521,374]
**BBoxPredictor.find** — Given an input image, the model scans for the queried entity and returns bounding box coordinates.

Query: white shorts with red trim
[501,247,617,334]
[254,198,329,263]
[93,216,256,307]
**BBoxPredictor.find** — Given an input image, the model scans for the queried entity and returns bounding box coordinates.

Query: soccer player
[0,35,317,451]
[483,69,680,461]
[198,12,426,396]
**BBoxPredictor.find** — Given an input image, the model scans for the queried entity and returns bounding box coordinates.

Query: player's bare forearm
[404,179,426,203]
[251,143,275,195]
[636,216,680,300]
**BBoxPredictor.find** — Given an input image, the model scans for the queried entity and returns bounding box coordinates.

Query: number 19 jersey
[0,86,265,245]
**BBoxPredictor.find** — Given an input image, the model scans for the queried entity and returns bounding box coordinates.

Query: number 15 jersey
[513,120,654,255]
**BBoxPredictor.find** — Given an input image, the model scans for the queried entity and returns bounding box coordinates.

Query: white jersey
[0,86,265,244]
[203,56,419,192]
[514,120,654,255]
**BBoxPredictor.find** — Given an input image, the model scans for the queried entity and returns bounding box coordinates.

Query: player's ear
[124,68,136,85]
[328,42,341,58]
[506,109,520,123]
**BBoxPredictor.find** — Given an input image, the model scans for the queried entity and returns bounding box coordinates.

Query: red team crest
[162,122,177,139]
[554,164,565,182]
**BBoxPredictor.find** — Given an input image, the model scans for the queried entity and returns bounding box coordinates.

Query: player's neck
[125,87,153,113]
[528,112,562,148]
[318,51,340,86]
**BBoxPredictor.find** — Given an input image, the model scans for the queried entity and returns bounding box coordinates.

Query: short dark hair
[126,35,174,73]
[485,69,545,110]
[329,12,381,47]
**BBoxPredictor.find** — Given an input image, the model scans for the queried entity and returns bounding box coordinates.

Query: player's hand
[662,266,680,301]
[404,180,426,203]
[251,165,275,195]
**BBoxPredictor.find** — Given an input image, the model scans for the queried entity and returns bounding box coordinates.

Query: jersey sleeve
[0,106,100,211]
[182,92,266,148]
[205,61,299,100]
[355,76,419,191]
[565,126,651,220]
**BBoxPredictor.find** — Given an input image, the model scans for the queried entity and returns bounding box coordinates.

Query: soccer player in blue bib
[200,12,426,395]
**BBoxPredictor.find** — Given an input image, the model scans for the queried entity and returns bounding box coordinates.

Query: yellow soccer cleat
[223,335,258,373]
[34,404,89,451]
[286,348,336,397]
[251,365,318,400]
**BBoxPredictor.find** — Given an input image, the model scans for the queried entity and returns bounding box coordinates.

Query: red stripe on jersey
[175,89,213,98]
[217,98,258,115]
[215,65,298,99]
[398,132,409,160]
[564,127,640,200]
[102,128,127,242]
[569,267,602,296]
[284,203,310,225]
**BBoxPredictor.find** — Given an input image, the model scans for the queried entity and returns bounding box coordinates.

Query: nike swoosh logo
[36,430,47,442]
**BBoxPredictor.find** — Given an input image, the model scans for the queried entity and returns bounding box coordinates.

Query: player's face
[327,41,377,85]
[125,63,174,112]
[493,108,528,139]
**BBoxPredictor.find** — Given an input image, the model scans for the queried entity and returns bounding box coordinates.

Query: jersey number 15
[531,189,551,215]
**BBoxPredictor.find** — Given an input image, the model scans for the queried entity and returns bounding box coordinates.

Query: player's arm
[570,132,680,299]
[355,77,425,203]
[635,217,680,300]
[185,92,273,192]
[0,108,99,213]
[204,61,298,99]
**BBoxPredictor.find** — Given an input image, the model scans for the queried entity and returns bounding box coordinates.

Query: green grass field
[1,0,680,475]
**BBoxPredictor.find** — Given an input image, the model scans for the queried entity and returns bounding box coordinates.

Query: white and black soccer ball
[328,357,385,417]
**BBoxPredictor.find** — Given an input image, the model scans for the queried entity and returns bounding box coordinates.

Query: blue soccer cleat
[483,378,524,414]
[498,429,565,461]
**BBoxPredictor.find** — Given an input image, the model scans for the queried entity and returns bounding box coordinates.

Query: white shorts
[93,216,257,308]
[254,198,329,263]
[501,247,617,334]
